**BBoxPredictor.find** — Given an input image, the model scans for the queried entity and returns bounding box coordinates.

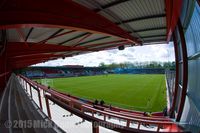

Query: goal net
[41,78,54,87]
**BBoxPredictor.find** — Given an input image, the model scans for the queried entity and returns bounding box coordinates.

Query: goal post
[41,78,54,87]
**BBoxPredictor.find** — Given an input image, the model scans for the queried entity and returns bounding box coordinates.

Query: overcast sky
[34,42,175,67]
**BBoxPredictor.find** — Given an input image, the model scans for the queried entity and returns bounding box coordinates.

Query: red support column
[45,96,52,119]
[170,32,179,118]
[166,0,183,42]
[176,19,188,122]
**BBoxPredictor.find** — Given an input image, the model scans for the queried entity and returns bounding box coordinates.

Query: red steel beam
[11,58,55,69]
[11,59,52,66]
[6,42,92,57]
[165,0,183,42]
[0,0,140,44]
[9,54,63,69]
[8,54,61,62]
[11,55,60,64]
[5,41,92,70]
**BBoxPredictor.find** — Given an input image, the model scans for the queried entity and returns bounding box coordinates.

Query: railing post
[137,122,141,129]
[25,82,28,92]
[104,114,106,121]
[43,90,45,97]
[157,124,160,132]
[24,79,26,88]
[92,122,99,133]
[45,96,52,119]
[37,88,43,111]
[29,86,33,98]
[126,120,130,127]
[23,79,25,88]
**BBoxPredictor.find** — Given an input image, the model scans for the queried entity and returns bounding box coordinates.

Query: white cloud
[34,42,175,67]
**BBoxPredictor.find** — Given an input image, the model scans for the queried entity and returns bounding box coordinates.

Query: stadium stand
[0,0,200,132]
[114,68,165,74]
[21,66,108,78]
[20,66,166,79]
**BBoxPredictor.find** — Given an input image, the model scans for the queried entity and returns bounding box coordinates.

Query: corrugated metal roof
[71,0,167,44]
[81,36,120,46]
[47,31,86,45]
[109,0,165,21]
[73,0,97,10]
[143,36,166,42]
[28,28,60,43]
[98,11,119,23]
[126,17,166,31]
[73,0,166,44]
[136,29,166,37]
[7,29,22,42]
[79,34,108,43]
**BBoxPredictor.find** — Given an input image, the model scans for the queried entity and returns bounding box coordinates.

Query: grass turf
[36,74,166,112]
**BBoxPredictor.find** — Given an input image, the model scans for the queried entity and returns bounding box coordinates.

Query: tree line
[99,61,175,69]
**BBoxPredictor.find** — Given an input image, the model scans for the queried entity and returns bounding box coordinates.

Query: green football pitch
[36,74,166,112]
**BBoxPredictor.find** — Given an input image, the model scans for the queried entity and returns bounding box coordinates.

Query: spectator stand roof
[0,0,182,89]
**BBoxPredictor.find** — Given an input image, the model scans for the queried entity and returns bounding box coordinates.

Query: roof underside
[5,0,167,56]
[74,0,167,44]
[0,0,171,69]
